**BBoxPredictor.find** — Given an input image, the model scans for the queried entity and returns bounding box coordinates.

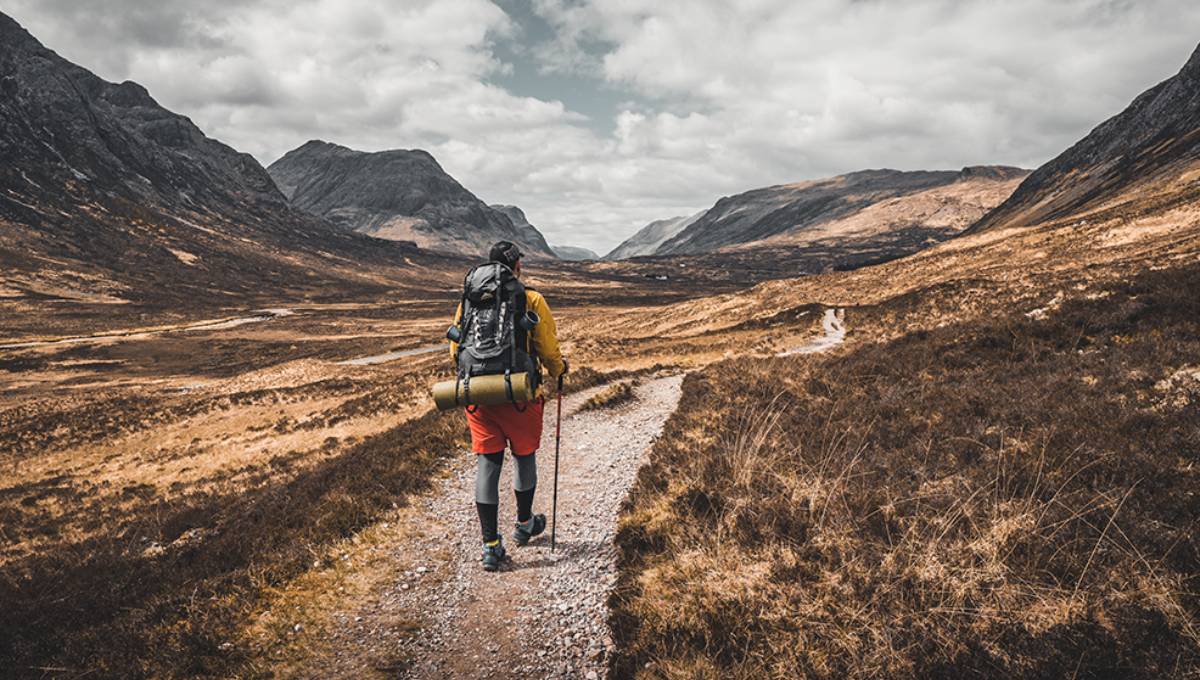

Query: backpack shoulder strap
[453,265,479,366]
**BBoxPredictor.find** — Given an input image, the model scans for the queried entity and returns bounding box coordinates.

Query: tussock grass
[611,262,1200,679]
[561,364,671,394]
[580,381,637,412]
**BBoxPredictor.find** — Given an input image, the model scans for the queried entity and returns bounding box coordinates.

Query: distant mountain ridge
[268,142,554,258]
[0,12,424,305]
[969,43,1200,233]
[552,244,600,261]
[607,167,1026,260]
[658,167,1027,255]
[605,212,704,260]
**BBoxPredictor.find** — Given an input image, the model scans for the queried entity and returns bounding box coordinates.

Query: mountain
[0,12,437,306]
[267,142,554,258]
[605,212,704,260]
[969,43,1200,233]
[488,204,597,260]
[552,245,600,261]
[655,167,1028,256]
[488,204,558,258]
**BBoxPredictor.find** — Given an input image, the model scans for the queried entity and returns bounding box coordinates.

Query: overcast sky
[6,0,1200,253]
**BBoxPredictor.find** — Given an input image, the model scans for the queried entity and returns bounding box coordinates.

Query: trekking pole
[551,373,564,552]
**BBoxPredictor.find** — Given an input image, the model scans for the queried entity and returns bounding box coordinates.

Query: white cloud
[6,0,1200,253]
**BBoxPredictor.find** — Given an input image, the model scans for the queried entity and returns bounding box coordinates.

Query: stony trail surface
[310,375,684,679]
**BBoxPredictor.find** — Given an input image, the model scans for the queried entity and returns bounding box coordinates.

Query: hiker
[448,241,567,571]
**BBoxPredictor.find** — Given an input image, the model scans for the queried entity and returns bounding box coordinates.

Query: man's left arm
[449,302,463,361]
[528,292,565,379]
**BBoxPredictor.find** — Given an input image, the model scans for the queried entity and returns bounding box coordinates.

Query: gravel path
[310,375,684,678]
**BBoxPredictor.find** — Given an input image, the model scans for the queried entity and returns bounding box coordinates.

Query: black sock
[515,487,536,523]
[476,502,499,543]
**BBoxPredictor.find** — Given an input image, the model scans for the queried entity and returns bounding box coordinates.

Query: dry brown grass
[0,403,467,677]
[580,381,637,412]
[610,261,1200,679]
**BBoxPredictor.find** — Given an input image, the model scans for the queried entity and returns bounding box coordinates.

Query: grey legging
[475,452,537,504]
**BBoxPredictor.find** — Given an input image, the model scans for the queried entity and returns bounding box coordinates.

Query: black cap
[489,241,523,268]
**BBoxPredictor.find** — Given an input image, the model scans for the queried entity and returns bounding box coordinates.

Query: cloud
[6,0,1200,253]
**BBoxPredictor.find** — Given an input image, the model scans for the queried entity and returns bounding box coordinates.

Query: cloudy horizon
[5,0,1200,254]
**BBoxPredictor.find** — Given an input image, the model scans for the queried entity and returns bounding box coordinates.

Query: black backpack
[451,262,541,395]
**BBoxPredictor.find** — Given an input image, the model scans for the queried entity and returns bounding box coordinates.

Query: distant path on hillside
[779,307,846,355]
[0,308,295,349]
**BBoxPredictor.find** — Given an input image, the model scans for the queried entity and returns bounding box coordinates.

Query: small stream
[0,308,296,350]
[336,344,443,366]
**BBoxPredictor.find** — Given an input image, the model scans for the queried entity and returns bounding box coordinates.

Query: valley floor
[2,206,1199,678]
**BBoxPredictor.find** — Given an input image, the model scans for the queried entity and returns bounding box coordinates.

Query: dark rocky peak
[0,9,286,212]
[286,139,441,165]
[1182,42,1200,77]
[268,141,555,257]
[0,11,427,304]
[0,11,36,47]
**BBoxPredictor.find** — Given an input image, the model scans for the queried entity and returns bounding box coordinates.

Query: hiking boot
[481,538,507,572]
[512,513,546,546]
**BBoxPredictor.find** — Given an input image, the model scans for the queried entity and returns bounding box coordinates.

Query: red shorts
[466,397,545,455]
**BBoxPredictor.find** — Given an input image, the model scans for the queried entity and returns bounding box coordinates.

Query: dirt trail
[304,376,684,678]
[280,313,850,678]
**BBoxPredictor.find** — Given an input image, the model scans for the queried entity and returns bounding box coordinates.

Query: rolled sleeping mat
[432,372,536,411]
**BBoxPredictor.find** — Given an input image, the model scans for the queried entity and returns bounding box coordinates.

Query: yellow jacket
[450,288,566,383]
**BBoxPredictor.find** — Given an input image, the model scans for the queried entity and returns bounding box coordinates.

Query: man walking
[448,241,567,571]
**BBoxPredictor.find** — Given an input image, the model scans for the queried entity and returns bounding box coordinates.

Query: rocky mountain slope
[655,166,1027,256]
[605,212,704,260]
[970,43,1200,233]
[491,203,599,259]
[0,12,441,307]
[488,204,558,257]
[267,142,553,258]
